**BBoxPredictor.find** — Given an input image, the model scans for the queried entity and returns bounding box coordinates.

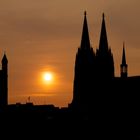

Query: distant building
[0,53,8,107]
[70,12,140,114]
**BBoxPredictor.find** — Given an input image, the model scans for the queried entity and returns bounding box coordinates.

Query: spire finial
[84,11,87,16]
[103,13,105,19]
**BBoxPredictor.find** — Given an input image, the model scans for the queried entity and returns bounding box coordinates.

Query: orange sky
[0,0,140,107]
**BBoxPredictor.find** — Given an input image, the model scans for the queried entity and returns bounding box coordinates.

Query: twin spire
[81,12,108,52]
[80,11,128,77]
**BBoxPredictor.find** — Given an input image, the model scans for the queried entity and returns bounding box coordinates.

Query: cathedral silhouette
[69,12,140,118]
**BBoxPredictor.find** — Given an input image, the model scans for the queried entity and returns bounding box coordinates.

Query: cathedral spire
[120,42,128,78]
[80,11,90,50]
[99,13,108,52]
[96,13,114,79]
[122,42,126,65]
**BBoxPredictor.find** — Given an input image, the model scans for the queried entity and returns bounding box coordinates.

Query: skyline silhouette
[1,12,140,107]
[0,11,140,139]
[0,12,140,111]
[1,1,140,107]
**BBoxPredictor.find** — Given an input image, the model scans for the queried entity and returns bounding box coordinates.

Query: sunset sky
[0,0,140,107]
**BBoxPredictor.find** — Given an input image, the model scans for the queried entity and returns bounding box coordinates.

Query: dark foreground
[0,104,140,139]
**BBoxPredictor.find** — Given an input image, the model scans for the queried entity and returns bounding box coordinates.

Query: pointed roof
[80,11,90,49]
[122,43,127,65]
[2,53,8,64]
[99,13,108,52]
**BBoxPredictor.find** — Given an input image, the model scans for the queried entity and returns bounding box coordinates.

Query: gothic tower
[70,12,95,111]
[120,43,128,78]
[0,53,8,107]
[96,13,114,79]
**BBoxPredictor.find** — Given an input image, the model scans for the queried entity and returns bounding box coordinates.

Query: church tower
[0,53,8,107]
[70,12,95,111]
[96,13,114,79]
[120,43,128,78]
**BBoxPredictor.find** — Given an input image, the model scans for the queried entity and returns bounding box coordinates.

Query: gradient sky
[0,0,140,107]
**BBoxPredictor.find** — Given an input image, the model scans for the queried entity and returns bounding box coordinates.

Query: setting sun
[38,70,59,89]
[43,72,53,83]
[44,73,52,81]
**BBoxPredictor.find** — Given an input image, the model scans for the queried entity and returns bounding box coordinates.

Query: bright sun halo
[43,72,53,83]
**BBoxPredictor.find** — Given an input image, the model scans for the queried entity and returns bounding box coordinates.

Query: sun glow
[42,72,53,84]
[44,73,52,81]
[38,69,59,90]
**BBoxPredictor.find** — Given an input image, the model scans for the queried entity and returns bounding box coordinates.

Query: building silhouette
[70,12,140,117]
[70,12,95,112]
[0,53,8,107]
